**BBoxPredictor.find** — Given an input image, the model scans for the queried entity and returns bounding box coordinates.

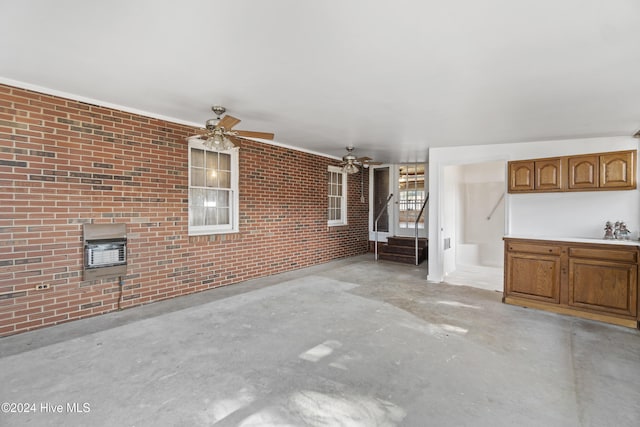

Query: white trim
[0,77,342,161]
[187,141,239,235]
[368,164,393,242]
[0,77,202,128]
[327,165,347,226]
[249,137,341,160]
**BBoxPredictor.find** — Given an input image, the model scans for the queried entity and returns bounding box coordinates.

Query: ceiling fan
[341,146,382,174]
[187,106,275,150]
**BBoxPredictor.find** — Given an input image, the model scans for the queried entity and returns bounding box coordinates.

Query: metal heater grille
[85,241,127,268]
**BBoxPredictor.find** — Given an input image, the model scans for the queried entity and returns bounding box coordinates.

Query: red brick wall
[0,84,369,336]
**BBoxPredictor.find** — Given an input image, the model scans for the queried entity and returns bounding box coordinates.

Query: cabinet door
[508,161,534,192]
[600,151,636,189]
[569,259,637,318]
[568,155,598,190]
[535,158,562,191]
[506,252,561,303]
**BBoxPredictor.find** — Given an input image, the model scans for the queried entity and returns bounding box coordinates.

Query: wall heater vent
[83,223,127,280]
[86,241,126,268]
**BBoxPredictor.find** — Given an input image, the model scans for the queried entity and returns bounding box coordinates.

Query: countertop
[503,235,640,247]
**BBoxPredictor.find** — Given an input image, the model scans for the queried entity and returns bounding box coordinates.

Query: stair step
[380,245,425,256]
[379,253,426,265]
[371,236,429,265]
[387,236,428,248]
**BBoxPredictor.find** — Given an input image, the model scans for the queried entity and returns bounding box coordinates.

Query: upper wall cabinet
[508,150,637,193]
[568,154,598,190]
[535,158,563,191]
[600,151,635,189]
[509,158,562,193]
[508,160,534,192]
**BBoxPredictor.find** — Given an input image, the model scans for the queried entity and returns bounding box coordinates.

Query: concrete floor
[1,254,639,427]
[443,264,504,292]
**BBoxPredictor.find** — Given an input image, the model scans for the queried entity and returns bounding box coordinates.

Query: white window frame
[327,165,347,226]
[188,139,239,236]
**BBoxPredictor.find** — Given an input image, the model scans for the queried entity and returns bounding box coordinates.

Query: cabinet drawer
[507,242,561,256]
[568,247,637,263]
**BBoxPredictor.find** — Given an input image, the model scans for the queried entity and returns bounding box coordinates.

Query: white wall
[428,136,639,283]
[458,161,505,267]
[442,165,460,275]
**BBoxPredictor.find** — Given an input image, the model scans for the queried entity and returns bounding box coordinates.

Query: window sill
[189,230,242,243]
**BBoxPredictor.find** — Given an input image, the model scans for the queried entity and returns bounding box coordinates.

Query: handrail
[414,193,429,265]
[374,193,394,260]
[486,192,505,220]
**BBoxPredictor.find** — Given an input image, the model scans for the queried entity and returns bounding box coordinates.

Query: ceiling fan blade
[356,156,372,162]
[234,130,275,140]
[364,161,383,165]
[218,115,241,130]
[227,135,243,146]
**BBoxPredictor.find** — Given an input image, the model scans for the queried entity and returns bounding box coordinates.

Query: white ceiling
[1,0,639,163]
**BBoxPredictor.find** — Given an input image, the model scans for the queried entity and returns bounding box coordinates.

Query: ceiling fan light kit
[343,162,360,174]
[340,146,381,174]
[187,105,275,151]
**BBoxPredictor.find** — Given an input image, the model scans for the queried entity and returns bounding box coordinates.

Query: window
[188,139,239,235]
[328,166,347,226]
[398,164,426,229]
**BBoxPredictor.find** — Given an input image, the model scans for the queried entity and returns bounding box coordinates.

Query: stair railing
[414,193,429,265]
[374,193,394,261]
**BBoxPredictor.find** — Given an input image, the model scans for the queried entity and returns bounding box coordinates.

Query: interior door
[395,163,427,238]
[370,166,392,242]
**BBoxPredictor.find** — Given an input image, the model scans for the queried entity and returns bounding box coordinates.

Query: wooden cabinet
[506,252,561,303]
[600,150,635,189]
[535,158,563,191]
[568,154,598,190]
[567,245,637,318]
[569,259,637,318]
[508,150,636,193]
[504,237,640,328]
[509,158,562,193]
[508,161,534,192]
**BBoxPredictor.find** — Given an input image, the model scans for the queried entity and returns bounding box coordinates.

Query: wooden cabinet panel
[569,259,637,317]
[568,247,637,263]
[508,161,534,192]
[568,155,598,190]
[506,252,561,303]
[600,151,636,189]
[507,242,561,256]
[504,238,640,328]
[535,158,563,191]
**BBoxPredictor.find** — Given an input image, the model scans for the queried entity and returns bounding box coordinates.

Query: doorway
[370,166,391,243]
[441,161,505,291]
[369,163,427,241]
[396,163,427,238]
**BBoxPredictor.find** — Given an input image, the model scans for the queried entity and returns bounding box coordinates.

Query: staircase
[378,236,428,264]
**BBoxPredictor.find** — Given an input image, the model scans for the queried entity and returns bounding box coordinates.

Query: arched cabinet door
[535,158,562,191]
[600,151,636,189]
[568,154,598,190]
[508,160,534,192]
